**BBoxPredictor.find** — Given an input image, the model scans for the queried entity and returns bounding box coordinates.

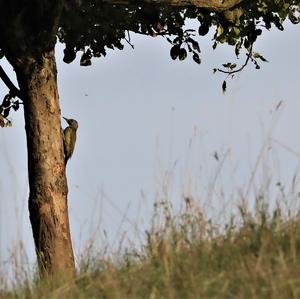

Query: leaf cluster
[57,0,300,68]
[0,93,21,127]
[0,0,299,91]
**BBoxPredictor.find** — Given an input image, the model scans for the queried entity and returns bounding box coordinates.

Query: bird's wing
[63,127,73,158]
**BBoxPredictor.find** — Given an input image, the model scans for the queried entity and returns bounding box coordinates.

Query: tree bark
[103,0,243,11]
[12,49,75,277]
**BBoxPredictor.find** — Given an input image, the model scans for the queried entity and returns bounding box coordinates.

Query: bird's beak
[63,117,70,123]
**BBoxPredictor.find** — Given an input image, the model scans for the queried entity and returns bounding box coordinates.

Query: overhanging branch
[102,0,244,11]
[0,65,22,99]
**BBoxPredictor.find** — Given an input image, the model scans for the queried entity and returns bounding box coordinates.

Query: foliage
[0,0,300,122]
[58,0,300,93]
[59,0,300,72]
[0,94,21,127]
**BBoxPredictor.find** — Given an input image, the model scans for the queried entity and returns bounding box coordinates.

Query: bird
[63,117,78,165]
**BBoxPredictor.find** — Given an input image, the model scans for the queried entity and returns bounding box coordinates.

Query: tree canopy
[0,0,299,123]
[59,0,299,78]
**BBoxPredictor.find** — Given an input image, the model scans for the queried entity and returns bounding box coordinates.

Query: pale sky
[1,21,300,272]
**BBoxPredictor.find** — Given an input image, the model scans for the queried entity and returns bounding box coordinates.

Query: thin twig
[217,43,253,76]
[124,30,135,48]
[0,66,22,99]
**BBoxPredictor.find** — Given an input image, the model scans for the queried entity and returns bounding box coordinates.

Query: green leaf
[170,45,180,60]
[63,47,76,64]
[253,52,268,62]
[178,48,187,61]
[187,38,200,53]
[274,17,284,31]
[12,102,19,111]
[255,29,262,36]
[3,107,10,118]
[80,56,91,66]
[114,42,124,50]
[1,95,11,108]
[222,80,227,94]
[192,53,201,64]
[222,63,231,68]
[233,27,240,35]
[235,42,241,57]
[244,39,251,50]
[80,50,92,66]
[198,23,209,36]
[216,25,224,37]
[5,120,12,127]
[106,44,114,50]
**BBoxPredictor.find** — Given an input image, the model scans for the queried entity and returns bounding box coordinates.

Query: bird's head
[63,117,78,129]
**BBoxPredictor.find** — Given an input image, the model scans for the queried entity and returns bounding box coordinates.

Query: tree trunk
[13,49,75,277]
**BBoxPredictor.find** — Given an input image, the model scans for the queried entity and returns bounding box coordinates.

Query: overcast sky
[1,20,300,272]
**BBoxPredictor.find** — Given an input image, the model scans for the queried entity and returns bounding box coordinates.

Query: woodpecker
[63,117,78,165]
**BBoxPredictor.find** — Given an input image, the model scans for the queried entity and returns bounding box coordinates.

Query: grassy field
[1,195,300,299]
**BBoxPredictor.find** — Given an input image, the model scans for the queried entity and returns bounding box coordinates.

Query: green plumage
[63,117,78,165]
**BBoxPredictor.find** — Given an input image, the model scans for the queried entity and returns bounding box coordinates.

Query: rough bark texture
[13,49,75,277]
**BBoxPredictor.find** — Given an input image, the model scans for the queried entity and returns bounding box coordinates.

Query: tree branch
[0,65,22,99]
[102,0,244,11]
[217,44,253,76]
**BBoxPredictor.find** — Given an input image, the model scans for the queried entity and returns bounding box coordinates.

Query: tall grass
[1,192,300,299]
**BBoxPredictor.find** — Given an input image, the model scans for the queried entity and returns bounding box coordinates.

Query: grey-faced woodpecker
[63,117,78,165]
